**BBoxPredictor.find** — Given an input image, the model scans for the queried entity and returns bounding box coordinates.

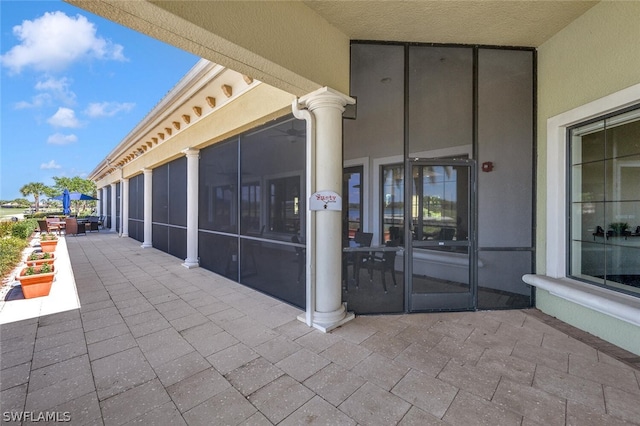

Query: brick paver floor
[1,233,639,425]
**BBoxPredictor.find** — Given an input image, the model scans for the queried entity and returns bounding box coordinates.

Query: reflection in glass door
[409,159,476,311]
[343,166,363,240]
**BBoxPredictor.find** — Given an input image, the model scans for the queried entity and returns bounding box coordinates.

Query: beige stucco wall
[94,83,294,188]
[67,0,350,96]
[536,1,640,353]
[537,1,640,272]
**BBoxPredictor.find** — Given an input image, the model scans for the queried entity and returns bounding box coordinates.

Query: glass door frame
[404,158,478,312]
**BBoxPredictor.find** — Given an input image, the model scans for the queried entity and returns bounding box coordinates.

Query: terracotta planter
[17,265,56,299]
[25,252,56,266]
[40,240,58,253]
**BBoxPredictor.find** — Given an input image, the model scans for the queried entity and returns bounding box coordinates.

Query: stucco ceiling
[302,0,598,47]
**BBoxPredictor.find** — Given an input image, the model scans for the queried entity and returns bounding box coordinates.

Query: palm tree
[20,182,48,213]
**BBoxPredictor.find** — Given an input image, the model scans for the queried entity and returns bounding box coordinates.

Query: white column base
[120,233,129,238]
[141,242,152,249]
[182,258,199,269]
[297,303,355,333]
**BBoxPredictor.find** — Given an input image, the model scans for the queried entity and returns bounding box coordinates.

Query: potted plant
[39,233,58,253]
[26,251,56,266]
[608,222,630,237]
[16,262,56,298]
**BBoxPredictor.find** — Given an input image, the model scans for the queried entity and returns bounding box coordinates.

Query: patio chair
[347,231,374,289]
[37,220,49,234]
[65,218,86,236]
[592,225,605,240]
[368,240,400,293]
[44,218,61,234]
[88,216,100,232]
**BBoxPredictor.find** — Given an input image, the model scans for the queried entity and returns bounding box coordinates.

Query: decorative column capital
[297,87,355,113]
[182,147,200,158]
[142,168,152,176]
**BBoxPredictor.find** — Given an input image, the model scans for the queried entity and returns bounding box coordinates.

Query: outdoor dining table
[342,244,403,289]
[48,220,66,234]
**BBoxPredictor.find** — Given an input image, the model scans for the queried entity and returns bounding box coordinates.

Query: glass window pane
[129,174,143,220]
[345,44,404,161]
[478,251,532,309]
[605,154,640,202]
[382,164,404,243]
[241,117,305,238]
[168,227,186,260]
[199,232,238,281]
[105,186,112,228]
[152,164,169,224]
[241,182,261,234]
[115,183,121,233]
[569,106,640,298]
[571,121,605,164]
[268,176,301,234]
[239,239,306,308]
[409,46,473,156]
[152,223,168,253]
[572,162,605,204]
[343,166,363,241]
[199,140,238,233]
[168,157,187,227]
[128,174,144,242]
[477,49,533,248]
[342,246,405,314]
[413,165,468,242]
[571,201,605,243]
[606,111,640,158]
[605,242,640,297]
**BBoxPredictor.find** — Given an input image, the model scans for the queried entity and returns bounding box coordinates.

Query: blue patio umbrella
[53,192,99,201]
[62,189,71,215]
[52,191,98,215]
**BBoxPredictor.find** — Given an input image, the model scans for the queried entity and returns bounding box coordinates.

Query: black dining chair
[368,239,400,293]
[349,231,374,288]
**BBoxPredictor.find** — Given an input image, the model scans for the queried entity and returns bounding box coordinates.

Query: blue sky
[1,1,199,200]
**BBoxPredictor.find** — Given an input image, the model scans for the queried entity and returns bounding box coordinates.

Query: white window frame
[523,82,640,327]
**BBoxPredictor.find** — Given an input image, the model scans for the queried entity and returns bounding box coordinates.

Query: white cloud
[35,76,76,105]
[40,160,61,170]
[0,11,127,74]
[15,93,52,109]
[15,76,76,109]
[47,107,81,128]
[47,133,78,145]
[85,101,135,118]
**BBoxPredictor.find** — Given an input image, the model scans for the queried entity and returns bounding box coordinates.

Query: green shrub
[0,221,12,238]
[11,219,37,239]
[0,237,28,278]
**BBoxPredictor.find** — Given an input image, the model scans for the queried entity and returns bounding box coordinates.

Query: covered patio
[1,233,639,424]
